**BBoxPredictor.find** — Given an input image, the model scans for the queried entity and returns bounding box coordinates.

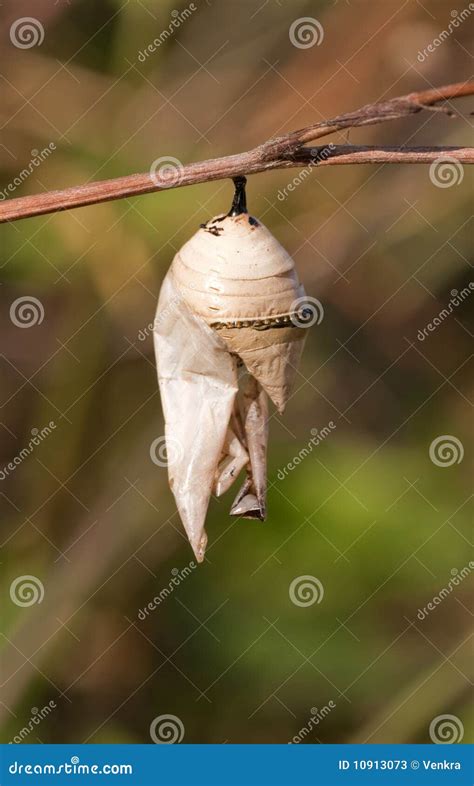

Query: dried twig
[1,81,472,224]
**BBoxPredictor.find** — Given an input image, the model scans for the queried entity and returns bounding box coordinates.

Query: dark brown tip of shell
[228,176,247,216]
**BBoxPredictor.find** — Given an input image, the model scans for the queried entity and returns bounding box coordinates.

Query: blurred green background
[1,0,472,745]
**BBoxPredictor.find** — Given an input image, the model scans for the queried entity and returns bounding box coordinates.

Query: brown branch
[283,81,474,148]
[1,81,473,224]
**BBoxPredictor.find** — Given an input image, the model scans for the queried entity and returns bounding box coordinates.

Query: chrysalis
[153,177,308,562]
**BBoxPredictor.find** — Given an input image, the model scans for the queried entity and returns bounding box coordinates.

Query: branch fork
[0,81,472,224]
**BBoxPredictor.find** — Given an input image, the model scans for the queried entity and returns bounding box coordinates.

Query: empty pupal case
[154,177,308,562]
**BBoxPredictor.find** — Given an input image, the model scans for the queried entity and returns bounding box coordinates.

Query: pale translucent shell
[154,208,309,560]
[171,212,305,322]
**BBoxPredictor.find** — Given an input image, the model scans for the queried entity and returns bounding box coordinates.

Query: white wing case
[153,272,238,562]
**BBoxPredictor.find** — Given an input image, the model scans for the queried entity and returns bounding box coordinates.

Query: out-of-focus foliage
[0,0,472,744]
